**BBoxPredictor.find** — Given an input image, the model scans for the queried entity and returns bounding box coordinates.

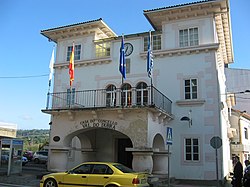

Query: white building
[0,122,17,139]
[41,0,234,182]
[225,68,250,166]
[229,109,250,161]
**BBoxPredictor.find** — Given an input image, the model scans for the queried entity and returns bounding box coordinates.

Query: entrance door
[117,138,132,168]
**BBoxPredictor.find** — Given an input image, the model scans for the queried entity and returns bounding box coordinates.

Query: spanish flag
[69,43,74,87]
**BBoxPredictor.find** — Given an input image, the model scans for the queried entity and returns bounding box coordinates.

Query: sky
[0,0,249,130]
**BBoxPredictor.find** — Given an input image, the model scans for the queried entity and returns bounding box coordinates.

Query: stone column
[48,149,69,172]
[152,151,168,174]
[131,151,153,174]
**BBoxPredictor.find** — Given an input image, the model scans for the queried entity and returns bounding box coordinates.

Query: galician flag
[48,48,55,87]
[119,35,126,79]
[69,43,75,87]
[147,31,153,78]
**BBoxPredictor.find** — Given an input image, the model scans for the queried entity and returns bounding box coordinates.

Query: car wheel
[34,158,40,164]
[44,178,58,187]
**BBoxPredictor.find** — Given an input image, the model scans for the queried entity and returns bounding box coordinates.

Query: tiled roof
[41,18,102,32]
[143,0,216,13]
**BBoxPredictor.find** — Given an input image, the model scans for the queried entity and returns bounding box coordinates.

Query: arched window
[136,82,148,105]
[106,85,116,107]
[121,83,132,106]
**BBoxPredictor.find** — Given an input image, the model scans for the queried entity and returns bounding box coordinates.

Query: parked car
[1,155,28,166]
[22,156,28,166]
[23,151,33,161]
[40,162,149,187]
[32,151,48,164]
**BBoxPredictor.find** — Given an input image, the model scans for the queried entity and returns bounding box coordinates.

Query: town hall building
[41,0,236,182]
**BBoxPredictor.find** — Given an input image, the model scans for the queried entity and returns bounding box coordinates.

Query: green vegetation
[16,129,50,152]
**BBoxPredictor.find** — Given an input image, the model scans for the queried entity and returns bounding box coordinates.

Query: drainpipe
[238,113,243,162]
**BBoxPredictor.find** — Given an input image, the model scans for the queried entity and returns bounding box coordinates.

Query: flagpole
[119,34,126,107]
[69,42,75,108]
[147,30,154,105]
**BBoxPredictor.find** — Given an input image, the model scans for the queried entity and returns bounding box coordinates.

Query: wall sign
[80,119,117,130]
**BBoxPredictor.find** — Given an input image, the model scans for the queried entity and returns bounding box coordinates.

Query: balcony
[43,86,172,118]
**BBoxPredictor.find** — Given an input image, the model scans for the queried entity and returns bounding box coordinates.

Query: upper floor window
[179,27,199,47]
[126,59,130,74]
[144,34,161,51]
[106,85,116,107]
[244,127,248,140]
[184,138,200,161]
[67,45,81,61]
[67,88,75,106]
[136,82,148,105]
[184,78,198,99]
[95,42,111,58]
[121,83,132,106]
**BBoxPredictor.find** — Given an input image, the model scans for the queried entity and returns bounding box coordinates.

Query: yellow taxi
[40,162,149,187]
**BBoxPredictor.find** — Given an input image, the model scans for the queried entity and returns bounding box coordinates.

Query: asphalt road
[0,161,47,187]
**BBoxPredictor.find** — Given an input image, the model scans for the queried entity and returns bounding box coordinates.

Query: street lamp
[180,110,192,127]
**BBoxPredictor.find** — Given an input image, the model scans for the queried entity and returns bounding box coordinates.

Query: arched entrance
[62,127,133,169]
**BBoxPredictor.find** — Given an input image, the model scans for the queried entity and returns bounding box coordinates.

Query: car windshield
[113,164,135,173]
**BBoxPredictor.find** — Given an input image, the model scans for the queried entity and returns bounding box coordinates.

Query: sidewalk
[0,165,45,187]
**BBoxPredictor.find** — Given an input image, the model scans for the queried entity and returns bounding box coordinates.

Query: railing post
[94,90,96,107]
[162,94,165,111]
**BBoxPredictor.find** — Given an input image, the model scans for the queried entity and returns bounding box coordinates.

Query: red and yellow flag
[69,44,74,87]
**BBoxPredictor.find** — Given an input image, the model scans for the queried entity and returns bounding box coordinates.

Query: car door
[87,164,112,186]
[40,151,48,162]
[62,164,93,187]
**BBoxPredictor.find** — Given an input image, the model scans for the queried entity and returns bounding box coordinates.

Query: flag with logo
[147,31,153,78]
[48,48,55,87]
[119,35,126,79]
[69,43,75,87]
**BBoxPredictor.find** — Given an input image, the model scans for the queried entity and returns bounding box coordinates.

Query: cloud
[19,115,33,121]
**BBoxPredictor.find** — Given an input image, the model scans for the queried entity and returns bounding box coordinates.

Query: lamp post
[180,110,192,127]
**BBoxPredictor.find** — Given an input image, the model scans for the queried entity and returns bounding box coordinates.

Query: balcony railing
[45,86,172,115]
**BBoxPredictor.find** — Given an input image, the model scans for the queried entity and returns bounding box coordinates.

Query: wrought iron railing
[45,86,172,114]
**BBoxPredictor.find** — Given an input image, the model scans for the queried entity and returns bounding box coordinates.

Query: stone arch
[62,127,133,168]
[152,133,168,175]
[152,133,165,151]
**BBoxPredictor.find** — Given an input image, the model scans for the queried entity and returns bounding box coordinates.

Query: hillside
[17,129,50,152]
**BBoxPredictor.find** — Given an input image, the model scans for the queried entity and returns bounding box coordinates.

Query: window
[67,88,75,106]
[244,127,248,140]
[144,34,161,51]
[106,85,116,107]
[126,59,130,74]
[67,45,81,61]
[184,79,198,99]
[121,83,132,106]
[185,138,200,161]
[92,164,109,174]
[136,82,148,105]
[179,27,198,47]
[95,42,111,58]
[74,164,93,174]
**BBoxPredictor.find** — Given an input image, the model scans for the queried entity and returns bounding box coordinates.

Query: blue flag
[147,31,153,78]
[119,35,126,79]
